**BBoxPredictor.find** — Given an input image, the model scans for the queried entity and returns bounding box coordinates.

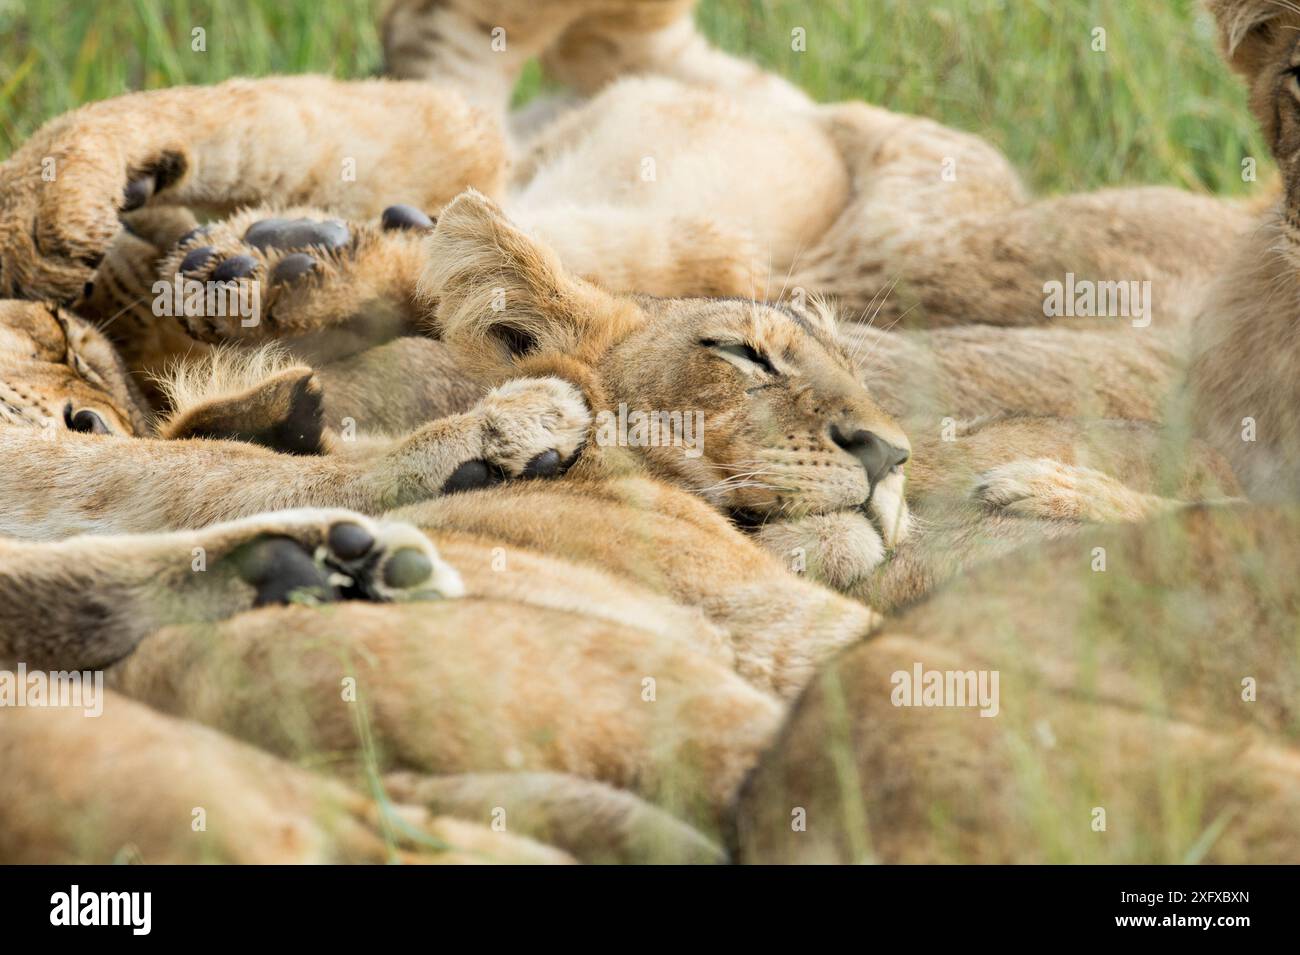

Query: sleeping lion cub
[1,190,1235,611]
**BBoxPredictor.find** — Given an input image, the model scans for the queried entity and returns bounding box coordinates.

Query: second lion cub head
[423,190,912,549]
[1186,1,1300,497]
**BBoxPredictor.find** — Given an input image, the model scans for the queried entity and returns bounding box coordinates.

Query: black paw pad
[271,252,317,284]
[236,537,333,607]
[122,176,155,212]
[522,449,562,479]
[381,204,435,232]
[211,254,258,282]
[441,459,506,494]
[561,442,586,472]
[176,226,209,248]
[244,217,349,252]
[383,548,433,589]
[180,246,216,274]
[327,521,375,561]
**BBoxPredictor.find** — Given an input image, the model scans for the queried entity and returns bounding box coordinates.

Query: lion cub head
[424,191,912,575]
[1210,1,1300,242]
[1188,1,1300,497]
[0,300,148,436]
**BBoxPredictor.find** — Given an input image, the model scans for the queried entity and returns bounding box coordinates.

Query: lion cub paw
[156,205,432,342]
[751,511,887,591]
[443,378,591,492]
[973,458,1178,524]
[220,508,464,605]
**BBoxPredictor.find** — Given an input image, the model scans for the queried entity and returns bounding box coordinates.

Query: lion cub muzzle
[829,423,910,488]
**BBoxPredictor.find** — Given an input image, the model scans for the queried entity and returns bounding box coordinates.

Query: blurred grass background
[0,0,1268,193]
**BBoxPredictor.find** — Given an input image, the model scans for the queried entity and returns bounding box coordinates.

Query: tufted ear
[419,190,643,378]
[158,366,327,454]
[787,292,842,341]
[155,346,327,454]
[1205,0,1292,80]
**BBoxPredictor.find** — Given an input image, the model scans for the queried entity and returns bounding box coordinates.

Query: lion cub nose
[830,424,910,485]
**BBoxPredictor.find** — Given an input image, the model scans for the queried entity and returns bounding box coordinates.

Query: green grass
[0,0,1270,194]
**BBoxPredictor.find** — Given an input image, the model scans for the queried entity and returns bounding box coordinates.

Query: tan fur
[75,207,215,409]
[22,192,1230,605]
[0,300,149,435]
[379,0,809,128]
[1186,1,1300,499]
[735,505,1300,864]
[155,342,300,415]
[0,326,589,536]
[0,507,462,670]
[156,204,431,353]
[420,192,917,578]
[0,75,504,303]
[110,598,784,830]
[395,477,879,700]
[312,336,482,434]
[2,251,895,702]
[504,81,1246,322]
[0,485,804,857]
[843,323,1181,424]
[1,690,574,864]
[182,195,1229,594]
[5,179,1239,630]
[99,192,919,587]
[0,16,1239,328]
[858,415,1243,612]
[791,101,1245,326]
[506,76,844,298]
[971,458,1202,523]
[374,1,1251,323]
[0,3,1276,866]
[2,247,900,691]
[381,771,726,864]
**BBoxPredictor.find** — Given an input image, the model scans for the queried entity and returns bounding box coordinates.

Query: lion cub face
[0,301,145,436]
[605,296,911,543]
[426,190,912,552]
[428,188,915,545]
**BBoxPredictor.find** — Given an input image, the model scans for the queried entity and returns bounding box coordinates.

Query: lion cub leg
[177,364,592,492]
[510,203,767,299]
[1,691,570,864]
[86,204,440,395]
[147,199,763,345]
[972,459,1205,524]
[383,770,727,864]
[383,0,807,115]
[159,360,593,495]
[0,375,589,535]
[383,0,585,116]
[540,2,810,110]
[381,376,591,494]
[0,509,460,672]
[0,76,503,303]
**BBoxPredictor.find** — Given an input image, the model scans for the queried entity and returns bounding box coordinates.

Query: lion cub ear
[787,293,841,341]
[158,365,328,455]
[1206,0,1290,80]
[420,189,643,377]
